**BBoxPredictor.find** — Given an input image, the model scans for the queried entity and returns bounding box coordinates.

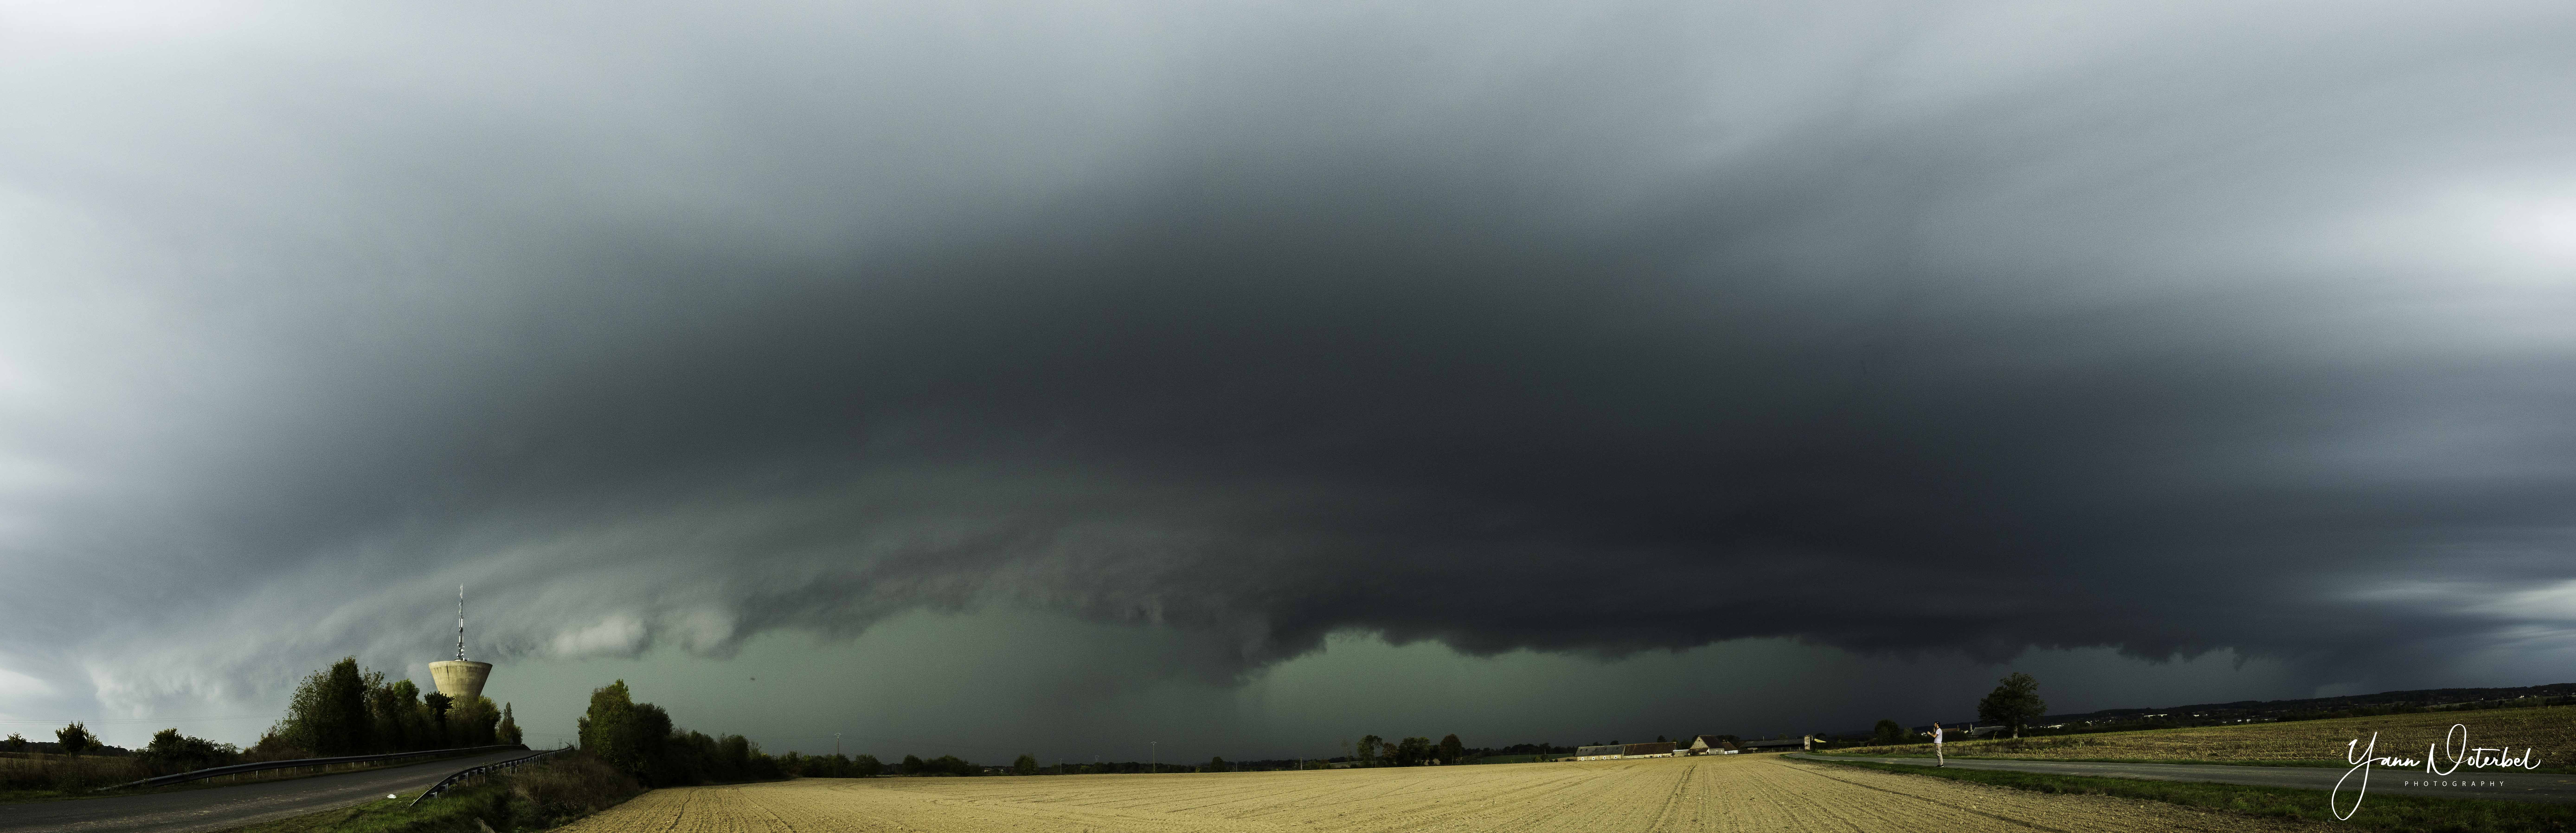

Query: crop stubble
[556,754,2321,832]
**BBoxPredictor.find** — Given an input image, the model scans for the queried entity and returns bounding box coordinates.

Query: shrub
[140,729,241,775]
[505,752,645,829]
[55,723,96,758]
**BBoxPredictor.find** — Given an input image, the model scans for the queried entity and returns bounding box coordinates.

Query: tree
[853,754,884,777]
[365,676,421,753]
[1204,755,1229,772]
[719,734,754,779]
[1976,672,2048,738]
[1438,734,1465,765]
[278,657,374,755]
[578,680,674,782]
[1014,754,1040,775]
[916,754,976,776]
[1394,736,1433,766]
[446,696,500,747]
[1869,719,1908,746]
[4,733,25,753]
[55,722,96,757]
[1357,735,1383,766]
[497,703,522,746]
[423,691,453,729]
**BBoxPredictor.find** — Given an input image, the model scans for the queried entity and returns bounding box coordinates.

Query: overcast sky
[4,0,2574,761]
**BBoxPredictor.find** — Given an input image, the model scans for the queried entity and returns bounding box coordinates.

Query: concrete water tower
[427,585,492,701]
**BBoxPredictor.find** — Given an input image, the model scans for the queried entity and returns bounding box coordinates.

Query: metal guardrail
[98,744,529,792]
[408,747,570,808]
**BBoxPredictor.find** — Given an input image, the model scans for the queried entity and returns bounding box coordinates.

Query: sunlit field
[557,754,2314,832]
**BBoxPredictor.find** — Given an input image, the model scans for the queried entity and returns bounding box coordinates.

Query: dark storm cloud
[4,0,2575,722]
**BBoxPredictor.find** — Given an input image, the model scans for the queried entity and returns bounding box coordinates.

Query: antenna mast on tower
[457,585,467,662]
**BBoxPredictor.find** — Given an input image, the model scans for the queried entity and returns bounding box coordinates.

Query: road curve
[0,749,541,833]
[1790,753,2576,804]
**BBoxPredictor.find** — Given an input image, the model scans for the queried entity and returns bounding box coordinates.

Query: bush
[140,729,241,775]
[55,723,96,758]
[505,752,645,829]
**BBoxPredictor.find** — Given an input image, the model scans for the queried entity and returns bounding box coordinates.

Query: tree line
[262,656,523,758]
[1346,733,1468,766]
[575,680,784,785]
[1,655,529,789]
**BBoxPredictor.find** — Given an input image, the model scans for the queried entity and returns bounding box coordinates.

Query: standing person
[1932,722,1945,767]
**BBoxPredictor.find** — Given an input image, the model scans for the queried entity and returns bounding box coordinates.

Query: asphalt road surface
[1790,753,2576,804]
[0,749,540,833]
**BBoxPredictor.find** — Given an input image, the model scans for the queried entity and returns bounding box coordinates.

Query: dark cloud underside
[2,0,2573,729]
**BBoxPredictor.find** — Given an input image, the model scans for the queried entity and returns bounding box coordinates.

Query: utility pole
[1150,741,1156,774]
[835,733,842,758]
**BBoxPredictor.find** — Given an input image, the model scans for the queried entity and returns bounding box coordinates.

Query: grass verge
[1,749,509,806]
[215,753,644,833]
[1830,706,2576,769]
[1812,758,2576,833]
[1814,753,2576,777]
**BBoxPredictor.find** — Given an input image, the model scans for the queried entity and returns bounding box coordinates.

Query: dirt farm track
[557,754,2325,832]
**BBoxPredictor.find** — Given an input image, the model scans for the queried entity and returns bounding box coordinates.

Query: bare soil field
[1832,705,2576,764]
[555,754,2324,832]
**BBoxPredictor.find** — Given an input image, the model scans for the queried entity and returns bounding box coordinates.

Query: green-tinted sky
[479,607,2304,763]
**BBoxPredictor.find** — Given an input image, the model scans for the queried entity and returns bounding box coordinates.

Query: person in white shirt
[1931,722,1944,767]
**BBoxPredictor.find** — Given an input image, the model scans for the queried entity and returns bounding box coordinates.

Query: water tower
[427,585,491,701]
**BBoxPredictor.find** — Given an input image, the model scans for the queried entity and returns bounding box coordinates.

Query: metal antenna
[456,585,467,662]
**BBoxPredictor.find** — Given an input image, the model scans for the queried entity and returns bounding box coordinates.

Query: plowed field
[555,754,2322,832]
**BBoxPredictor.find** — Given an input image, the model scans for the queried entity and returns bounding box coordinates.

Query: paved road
[0,750,539,833]
[1789,753,2576,804]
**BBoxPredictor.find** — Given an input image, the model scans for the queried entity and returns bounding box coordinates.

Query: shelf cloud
[4,0,2574,737]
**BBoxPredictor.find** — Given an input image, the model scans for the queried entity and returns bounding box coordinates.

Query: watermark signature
[2332,724,2542,820]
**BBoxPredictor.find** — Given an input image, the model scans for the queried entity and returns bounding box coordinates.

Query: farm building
[1680,735,1738,756]
[1572,742,1677,761]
